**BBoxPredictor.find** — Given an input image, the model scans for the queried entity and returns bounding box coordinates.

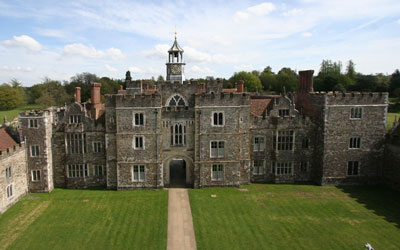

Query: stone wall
[0,144,27,214]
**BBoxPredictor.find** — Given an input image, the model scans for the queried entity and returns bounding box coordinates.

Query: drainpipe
[154,109,159,188]
[197,110,202,188]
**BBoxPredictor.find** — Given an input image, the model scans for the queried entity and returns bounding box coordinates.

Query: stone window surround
[211,111,225,127]
[133,112,145,126]
[94,165,105,177]
[347,161,360,176]
[273,130,295,152]
[133,135,145,150]
[67,164,89,178]
[31,170,41,182]
[302,138,309,149]
[350,107,363,119]
[252,160,265,175]
[300,161,309,173]
[166,94,187,107]
[132,165,145,182]
[273,162,294,176]
[171,123,186,146]
[5,166,12,179]
[278,109,290,117]
[210,140,225,158]
[66,133,87,154]
[349,137,361,149]
[69,115,82,124]
[6,183,13,199]
[253,136,265,152]
[30,145,40,157]
[92,142,103,153]
[28,118,39,128]
[211,164,224,181]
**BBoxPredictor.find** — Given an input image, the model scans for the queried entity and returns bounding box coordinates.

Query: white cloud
[3,35,42,51]
[397,19,400,24]
[129,66,143,74]
[234,64,254,71]
[62,43,125,59]
[105,64,117,72]
[36,28,66,39]
[0,65,33,72]
[188,65,214,74]
[283,8,304,17]
[302,32,313,37]
[247,2,276,16]
[141,44,169,59]
[234,11,249,22]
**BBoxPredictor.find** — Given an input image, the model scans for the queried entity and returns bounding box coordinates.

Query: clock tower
[166,33,185,83]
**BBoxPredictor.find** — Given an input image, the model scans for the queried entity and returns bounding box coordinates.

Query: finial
[174,26,177,40]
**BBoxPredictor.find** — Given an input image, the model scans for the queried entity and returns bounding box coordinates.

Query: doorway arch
[163,155,194,187]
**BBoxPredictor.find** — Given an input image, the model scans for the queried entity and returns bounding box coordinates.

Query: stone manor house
[1,36,398,212]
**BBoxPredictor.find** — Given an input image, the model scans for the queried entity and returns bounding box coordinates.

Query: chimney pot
[237,80,244,93]
[299,70,314,93]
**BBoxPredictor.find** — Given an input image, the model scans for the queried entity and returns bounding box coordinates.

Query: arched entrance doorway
[169,159,186,187]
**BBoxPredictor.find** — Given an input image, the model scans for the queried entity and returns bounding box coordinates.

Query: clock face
[171,65,181,75]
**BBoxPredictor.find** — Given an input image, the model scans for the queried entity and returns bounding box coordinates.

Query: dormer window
[279,109,289,117]
[168,95,186,106]
[69,115,82,124]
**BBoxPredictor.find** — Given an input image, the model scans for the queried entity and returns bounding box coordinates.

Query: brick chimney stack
[91,82,102,119]
[237,80,244,93]
[299,70,314,93]
[75,87,81,103]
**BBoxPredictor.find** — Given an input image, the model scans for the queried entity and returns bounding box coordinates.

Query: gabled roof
[169,38,184,52]
[0,128,18,151]
[250,99,271,117]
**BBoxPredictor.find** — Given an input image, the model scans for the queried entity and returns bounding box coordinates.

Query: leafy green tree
[259,70,277,91]
[345,60,356,80]
[389,69,400,97]
[0,83,25,110]
[229,71,263,92]
[33,78,71,108]
[275,68,298,93]
[65,72,99,102]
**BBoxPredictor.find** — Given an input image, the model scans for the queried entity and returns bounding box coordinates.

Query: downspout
[154,109,158,188]
[197,110,202,188]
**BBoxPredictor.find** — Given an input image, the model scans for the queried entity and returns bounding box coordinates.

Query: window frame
[69,115,82,124]
[132,165,145,182]
[211,164,224,181]
[94,165,105,177]
[30,145,40,157]
[347,161,360,176]
[92,142,103,153]
[28,119,39,128]
[210,140,225,158]
[66,133,87,154]
[350,107,363,119]
[67,164,89,178]
[278,109,290,117]
[273,162,294,176]
[302,138,309,149]
[253,136,265,152]
[133,112,145,126]
[300,162,309,173]
[211,111,225,127]
[253,160,265,175]
[133,135,145,150]
[31,170,41,182]
[273,130,295,152]
[6,184,13,199]
[171,123,186,146]
[5,166,12,179]
[349,137,361,149]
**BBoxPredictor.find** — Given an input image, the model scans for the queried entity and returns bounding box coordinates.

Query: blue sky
[0,0,399,86]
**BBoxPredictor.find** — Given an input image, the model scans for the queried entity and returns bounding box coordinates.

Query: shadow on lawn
[339,185,400,229]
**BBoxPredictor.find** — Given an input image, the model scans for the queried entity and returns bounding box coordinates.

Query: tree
[389,69,400,97]
[0,83,25,110]
[275,68,298,93]
[259,70,277,91]
[229,71,263,92]
[65,72,99,102]
[345,60,356,80]
[157,75,165,83]
[33,78,71,108]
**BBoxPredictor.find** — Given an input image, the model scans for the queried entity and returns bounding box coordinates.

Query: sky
[0,0,399,86]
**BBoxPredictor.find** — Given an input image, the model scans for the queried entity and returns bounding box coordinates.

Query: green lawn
[388,112,399,131]
[0,104,41,125]
[0,188,168,250]
[189,184,400,250]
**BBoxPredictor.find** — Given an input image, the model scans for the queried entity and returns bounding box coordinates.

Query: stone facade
[0,142,28,214]
[17,38,392,192]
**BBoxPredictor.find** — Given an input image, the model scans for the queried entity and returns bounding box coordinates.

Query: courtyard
[0,184,399,250]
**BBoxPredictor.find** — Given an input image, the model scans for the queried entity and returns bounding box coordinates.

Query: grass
[388,112,399,131]
[189,184,400,250]
[0,104,40,125]
[0,188,168,250]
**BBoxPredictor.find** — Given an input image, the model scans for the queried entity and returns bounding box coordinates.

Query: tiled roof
[250,99,271,117]
[0,128,18,151]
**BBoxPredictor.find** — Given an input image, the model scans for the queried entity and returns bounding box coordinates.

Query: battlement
[0,143,24,161]
[312,91,388,105]
[19,109,52,117]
